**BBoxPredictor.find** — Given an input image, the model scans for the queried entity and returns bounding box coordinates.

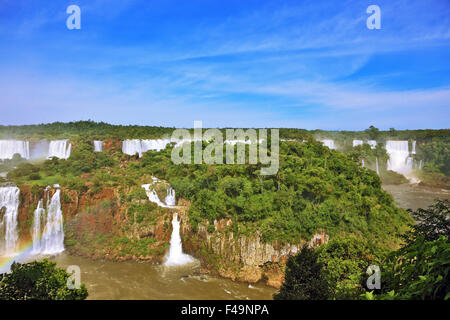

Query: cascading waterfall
[165,213,194,266]
[31,200,45,254]
[0,140,30,160]
[0,186,20,257]
[94,141,103,152]
[31,189,65,255]
[48,140,71,159]
[376,157,380,175]
[412,141,416,154]
[164,188,176,207]
[319,139,336,150]
[353,140,363,147]
[386,140,414,177]
[141,183,176,208]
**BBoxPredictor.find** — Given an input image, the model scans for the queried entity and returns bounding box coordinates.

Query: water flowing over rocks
[165,213,194,266]
[31,188,65,255]
[0,186,20,256]
[48,140,71,159]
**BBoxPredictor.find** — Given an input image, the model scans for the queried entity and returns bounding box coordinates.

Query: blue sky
[0,0,449,129]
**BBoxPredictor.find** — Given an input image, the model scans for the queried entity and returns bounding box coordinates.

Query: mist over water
[30,140,50,159]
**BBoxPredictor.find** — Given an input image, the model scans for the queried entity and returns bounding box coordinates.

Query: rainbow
[0,240,64,274]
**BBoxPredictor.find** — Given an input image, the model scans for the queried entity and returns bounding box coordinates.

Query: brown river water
[4,183,449,300]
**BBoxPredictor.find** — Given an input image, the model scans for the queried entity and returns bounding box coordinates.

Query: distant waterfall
[165,213,193,266]
[386,140,413,176]
[319,139,336,150]
[412,141,416,154]
[376,157,380,175]
[0,186,20,257]
[353,140,363,147]
[31,189,64,255]
[0,140,30,160]
[48,140,71,159]
[122,139,143,157]
[123,139,172,157]
[141,139,171,152]
[361,159,365,167]
[94,141,103,152]
[352,139,376,149]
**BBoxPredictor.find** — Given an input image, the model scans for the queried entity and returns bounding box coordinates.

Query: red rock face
[16,185,172,262]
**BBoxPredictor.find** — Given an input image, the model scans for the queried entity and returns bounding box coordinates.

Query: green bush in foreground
[0,259,88,300]
[274,245,331,300]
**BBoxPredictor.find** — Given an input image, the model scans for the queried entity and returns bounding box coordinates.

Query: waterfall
[94,141,103,152]
[376,157,380,175]
[122,139,143,157]
[165,188,176,206]
[48,140,71,159]
[224,139,263,145]
[123,138,174,157]
[31,200,45,254]
[0,140,30,160]
[412,141,416,154]
[386,140,413,176]
[141,139,171,152]
[31,189,64,255]
[41,189,64,254]
[352,139,376,149]
[361,159,365,167]
[368,140,377,149]
[141,184,176,208]
[0,186,20,257]
[319,139,336,150]
[165,213,193,266]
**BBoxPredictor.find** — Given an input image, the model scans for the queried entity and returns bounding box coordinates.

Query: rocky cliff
[177,200,328,288]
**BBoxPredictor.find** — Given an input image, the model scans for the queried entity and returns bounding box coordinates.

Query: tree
[405,199,449,244]
[0,259,88,300]
[372,200,450,300]
[274,245,331,300]
[364,125,380,140]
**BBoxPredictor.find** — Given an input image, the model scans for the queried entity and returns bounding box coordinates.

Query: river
[50,254,276,300]
[382,183,450,211]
